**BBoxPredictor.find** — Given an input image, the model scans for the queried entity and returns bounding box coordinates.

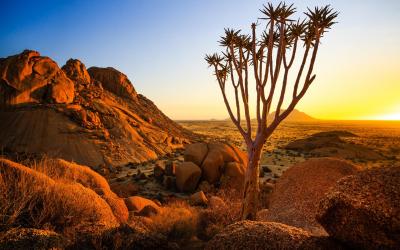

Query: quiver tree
[205,2,338,220]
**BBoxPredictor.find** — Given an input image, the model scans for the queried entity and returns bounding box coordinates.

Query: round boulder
[267,158,360,235]
[184,142,247,186]
[175,162,202,193]
[317,165,400,249]
[205,221,343,250]
[124,196,160,214]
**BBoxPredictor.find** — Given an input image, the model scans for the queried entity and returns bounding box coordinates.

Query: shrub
[149,200,199,240]
[0,158,119,233]
[197,189,242,240]
[30,158,129,223]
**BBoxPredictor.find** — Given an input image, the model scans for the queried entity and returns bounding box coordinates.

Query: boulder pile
[153,142,248,193]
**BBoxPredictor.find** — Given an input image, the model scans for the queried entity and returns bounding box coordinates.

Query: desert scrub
[149,200,199,240]
[30,158,129,223]
[197,189,242,240]
[0,158,119,233]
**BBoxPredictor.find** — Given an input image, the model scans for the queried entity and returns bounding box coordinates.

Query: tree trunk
[241,145,262,220]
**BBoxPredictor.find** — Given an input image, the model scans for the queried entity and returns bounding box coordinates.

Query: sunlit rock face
[0,50,74,106]
[0,50,194,167]
[88,66,138,101]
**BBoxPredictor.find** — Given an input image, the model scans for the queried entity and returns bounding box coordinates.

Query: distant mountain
[222,109,316,123]
[268,109,316,122]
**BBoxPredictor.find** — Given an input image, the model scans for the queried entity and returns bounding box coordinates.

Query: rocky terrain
[0,50,399,249]
[0,50,194,168]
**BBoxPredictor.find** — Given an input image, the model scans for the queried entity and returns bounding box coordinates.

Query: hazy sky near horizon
[1,0,399,120]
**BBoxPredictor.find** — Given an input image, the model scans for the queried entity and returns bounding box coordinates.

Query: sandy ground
[178,120,400,181]
[109,120,400,198]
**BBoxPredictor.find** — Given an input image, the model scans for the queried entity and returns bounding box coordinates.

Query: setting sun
[375,113,400,121]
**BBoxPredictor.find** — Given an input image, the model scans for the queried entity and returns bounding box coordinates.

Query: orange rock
[221,162,246,191]
[62,58,91,86]
[267,158,360,235]
[175,162,202,193]
[184,143,208,166]
[190,191,208,206]
[317,165,400,249]
[184,142,247,185]
[0,50,74,106]
[124,196,160,214]
[88,66,137,100]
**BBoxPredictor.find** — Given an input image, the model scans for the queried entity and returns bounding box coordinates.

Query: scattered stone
[162,175,176,190]
[262,165,272,173]
[124,196,160,214]
[153,164,165,182]
[209,196,227,210]
[165,161,176,176]
[136,205,159,217]
[198,181,213,193]
[190,191,208,206]
[110,182,140,198]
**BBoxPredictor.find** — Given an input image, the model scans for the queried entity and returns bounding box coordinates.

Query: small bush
[197,189,242,240]
[31,158,129,223]
[0,158,119,233]
[150,200,199,240]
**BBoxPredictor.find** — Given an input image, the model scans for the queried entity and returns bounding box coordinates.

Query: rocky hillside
[0,50,194,168]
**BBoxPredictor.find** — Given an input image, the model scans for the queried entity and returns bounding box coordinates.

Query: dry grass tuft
[0,158,119,233]
[149,200,199,240]
[30,158,129,223]
[197,189,242,240]
[31,158,110,192]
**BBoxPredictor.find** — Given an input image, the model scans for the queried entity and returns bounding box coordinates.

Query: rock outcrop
[317,165,400,249]
[183,142,247,191]
[0,50,74,106]
[62,58,91,86]
[266,158,360,235]
[0,50,194,167]
[205,221,343,250]
[88,66,137,100]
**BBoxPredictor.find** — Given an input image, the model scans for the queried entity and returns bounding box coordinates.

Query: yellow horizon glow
[371,113,400,121]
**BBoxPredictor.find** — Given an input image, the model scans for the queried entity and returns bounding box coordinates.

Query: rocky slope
[0,50,194,168]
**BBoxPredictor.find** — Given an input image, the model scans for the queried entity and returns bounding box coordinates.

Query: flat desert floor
[178,120,400,182]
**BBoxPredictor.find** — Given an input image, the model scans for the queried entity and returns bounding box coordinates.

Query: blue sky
[1,0,400,120]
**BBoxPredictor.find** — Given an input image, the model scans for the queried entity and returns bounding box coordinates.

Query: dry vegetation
[0,159,118,234]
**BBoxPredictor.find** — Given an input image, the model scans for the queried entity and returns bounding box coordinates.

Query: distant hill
[268,109,316,122]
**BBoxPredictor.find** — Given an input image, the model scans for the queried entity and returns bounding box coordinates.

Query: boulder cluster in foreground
[0,157,169,249]
[207,160,400,250]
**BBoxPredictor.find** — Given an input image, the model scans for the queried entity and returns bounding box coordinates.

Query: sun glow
[375,113,400,121]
